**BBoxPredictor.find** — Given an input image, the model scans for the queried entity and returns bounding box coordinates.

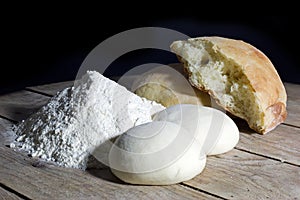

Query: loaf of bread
[171,37,287,134]
[134,64,211,107]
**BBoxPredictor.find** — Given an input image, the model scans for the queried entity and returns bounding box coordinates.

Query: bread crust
[134,64,211,107]
[171,37,287,134]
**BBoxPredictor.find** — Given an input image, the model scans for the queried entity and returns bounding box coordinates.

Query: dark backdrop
[2,15,299,94]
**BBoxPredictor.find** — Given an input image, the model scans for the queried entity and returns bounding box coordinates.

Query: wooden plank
[184,149,300,200]
[0,147,218,200]
[0,118,14,146]
[0,187,23,200]
[285,98,300,127]
[0,118,12,132]
[285,82,300,100]
[0,91,50,121]
[284,83,300,127]
[236,121,300,166]
[0,116,24,200]
[26,81,73,96]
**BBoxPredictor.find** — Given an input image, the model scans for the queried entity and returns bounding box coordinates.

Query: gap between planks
[179,183,227,200]
[0,183,29,200]
[282,123,300,129]
[234,147,300,167]
[0,114,17,123]
[24,88,53,97]
[183,149,300,199]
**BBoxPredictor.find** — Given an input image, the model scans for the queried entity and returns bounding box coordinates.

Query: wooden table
[0,81,299,200]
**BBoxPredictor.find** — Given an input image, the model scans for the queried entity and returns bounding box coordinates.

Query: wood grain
[184,149,300,200]
[285,98,300,127]
[26,81,73,96]
[236,121,300,166]
[284,83,300,127]
[285,82,300,100]
[0,91,50,121]
[0,118,14,146]
[0,146,218,200]
[0,186,23,200]
[0,118,13,133]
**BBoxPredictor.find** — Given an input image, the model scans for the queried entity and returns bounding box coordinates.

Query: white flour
[11,71,164,170]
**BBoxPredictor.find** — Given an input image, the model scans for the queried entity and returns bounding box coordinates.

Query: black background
[2,14,299,94]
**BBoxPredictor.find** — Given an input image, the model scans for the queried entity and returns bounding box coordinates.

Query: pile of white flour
[11,71,164,169]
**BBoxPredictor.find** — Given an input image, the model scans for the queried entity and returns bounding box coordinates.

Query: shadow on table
[233,118,257,135]
[86,146,126,184]
[0,104,40,122]
[87,167,125,184]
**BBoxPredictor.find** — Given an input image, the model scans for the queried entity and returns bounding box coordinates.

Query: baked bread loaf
[134,64,211,107]
[171,36,287,134]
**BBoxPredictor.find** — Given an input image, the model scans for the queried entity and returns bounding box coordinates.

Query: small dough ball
[153,104,239,155]
[109,121,206,185]
[134,64,211,107]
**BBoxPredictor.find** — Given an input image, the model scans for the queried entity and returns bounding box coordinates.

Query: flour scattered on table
[10,71,164,170]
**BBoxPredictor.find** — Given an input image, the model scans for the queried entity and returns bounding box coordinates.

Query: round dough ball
[153,104,239,155]
[109,121,206,185]
[134,64,211,107]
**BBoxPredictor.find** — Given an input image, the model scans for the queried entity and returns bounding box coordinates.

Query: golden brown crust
[265,102,287,133]
[203,37,287,134]
[171,36,287,134]
[202,37,287,107]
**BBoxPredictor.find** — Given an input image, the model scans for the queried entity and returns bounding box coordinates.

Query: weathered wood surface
[285,82,300,100]
[285,98,300,127]
[284,82,300,127]
[237,121,300,166]
[0,186,23,200]
[184,149,300,200]
[0,90,50,121]
[0,146,218,200]
[0,81,299,199]
[26,81,73,96]
[0,118,14,146]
